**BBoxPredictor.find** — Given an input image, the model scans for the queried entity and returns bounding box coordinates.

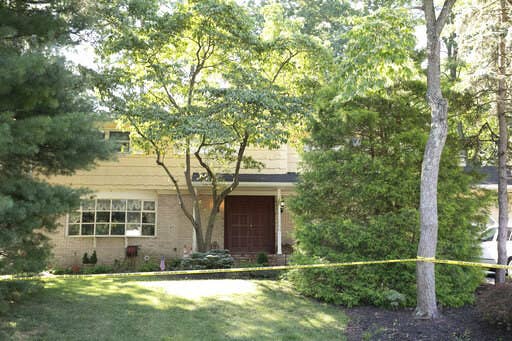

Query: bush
[90,251,98,265]
[137,261,160,272]
[476,283,512,330]
[82,252,89,264]
[52,265,113,275]
[167,258,181,270]
[112,259,128,272]
[288,82,491,308]
[256,252,269,266]
[82,265,114,274]
[180,249,234,270]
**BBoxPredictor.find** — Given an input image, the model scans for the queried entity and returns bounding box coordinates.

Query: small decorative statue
[160,256,165,271]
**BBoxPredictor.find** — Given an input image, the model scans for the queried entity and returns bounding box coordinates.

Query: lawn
[0,277,348,340]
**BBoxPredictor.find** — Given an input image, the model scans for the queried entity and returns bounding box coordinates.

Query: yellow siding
[45,130,300,267]
[48,145,300,190]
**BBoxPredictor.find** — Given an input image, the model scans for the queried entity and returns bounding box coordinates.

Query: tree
[288,81,490,307]
[0,0,111,288]
[455,0,512,284]
[94,0,325,252]
[279,0,355,57]
[416,0,457,319]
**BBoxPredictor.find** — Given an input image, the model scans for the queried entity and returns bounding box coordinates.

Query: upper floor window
[108,131,131,153]
[67,199,156,237]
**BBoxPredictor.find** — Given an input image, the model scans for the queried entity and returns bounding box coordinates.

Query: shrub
[82,252,89,264]
[90,251,98,265]
[382,289,406,309]
[180,249,234,270]
[167,258,181,270]
[86,265,114,274]
[256,252,269,266]
[476,283,512,330]
[112,259,128,272]
[137,261,160,272]
[288,82,491,308]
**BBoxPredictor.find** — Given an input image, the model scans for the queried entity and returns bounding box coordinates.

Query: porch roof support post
[277,188,282,255]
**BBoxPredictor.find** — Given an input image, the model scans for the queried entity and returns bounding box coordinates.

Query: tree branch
[219,131,250,200]
[128,116,195,224]
[187,39,208,108]
[183,141,201,230]
[271,50,300,84]
[152,65,182,111]
[194,135,218,199]
[435,0,458,37]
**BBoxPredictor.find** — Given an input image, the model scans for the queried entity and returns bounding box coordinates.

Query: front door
[224,196,275,253]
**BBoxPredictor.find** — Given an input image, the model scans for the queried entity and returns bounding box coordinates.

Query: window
[109,131,130,153]
[67,199,156,237]
[481,228,497,242]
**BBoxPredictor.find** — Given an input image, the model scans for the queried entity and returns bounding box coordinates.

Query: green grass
[0,277,348,340]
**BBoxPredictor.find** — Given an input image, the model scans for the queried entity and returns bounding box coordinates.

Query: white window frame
[67,196,158,238]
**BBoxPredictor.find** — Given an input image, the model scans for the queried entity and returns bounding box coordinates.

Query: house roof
[192,172,299,183]
[193,167,510,186]
[466,166,512,185]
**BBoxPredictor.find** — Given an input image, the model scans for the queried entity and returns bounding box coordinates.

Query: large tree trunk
[496,0,509,284]
[190,134,248,252]
[416,0,456,319]
[416,90,447,319]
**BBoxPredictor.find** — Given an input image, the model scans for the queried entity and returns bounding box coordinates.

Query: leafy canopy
[95,0,324,167]
[94,0,328,251]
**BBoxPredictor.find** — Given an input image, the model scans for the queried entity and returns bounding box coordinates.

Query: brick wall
[47,194,210,267]
[47,192,294,267]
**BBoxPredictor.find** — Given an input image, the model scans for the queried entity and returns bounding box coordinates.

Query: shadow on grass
[0,277,347,341]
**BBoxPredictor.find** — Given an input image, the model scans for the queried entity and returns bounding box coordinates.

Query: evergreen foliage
[89,250,97,265]
[256,252,269,266]
[0,0,112,306]
[82,253,89,265]
[180,249,234,270]
[288,81,491,307]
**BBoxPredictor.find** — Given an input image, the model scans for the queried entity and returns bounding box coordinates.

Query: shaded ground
[1,276,509,340]
[344,305,507,341]
[0,278,348,340]
[344,283,508,341]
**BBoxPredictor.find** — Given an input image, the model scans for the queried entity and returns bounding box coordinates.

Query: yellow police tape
[1,256,511,282]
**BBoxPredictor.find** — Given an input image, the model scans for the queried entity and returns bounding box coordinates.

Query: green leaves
[95,0,320,174]
[0,1,113,285]
[289,82,491,307]
[335,8,418,102]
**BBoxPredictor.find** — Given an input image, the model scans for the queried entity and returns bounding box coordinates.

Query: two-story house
[47,124,299,267]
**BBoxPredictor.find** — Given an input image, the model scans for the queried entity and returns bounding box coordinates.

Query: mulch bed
[344,305,508,341]
[343,284,509,341]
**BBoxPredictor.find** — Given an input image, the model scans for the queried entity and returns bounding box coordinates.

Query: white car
[480,225,512,274]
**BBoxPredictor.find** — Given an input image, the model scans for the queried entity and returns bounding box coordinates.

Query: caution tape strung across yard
[0,257,509,282]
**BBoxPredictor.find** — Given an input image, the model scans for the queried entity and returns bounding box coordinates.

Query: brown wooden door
[225,196,275,253]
